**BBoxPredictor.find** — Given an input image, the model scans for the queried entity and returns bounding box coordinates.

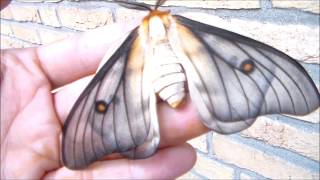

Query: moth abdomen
[152,41,187,108]
[153,63,186,108]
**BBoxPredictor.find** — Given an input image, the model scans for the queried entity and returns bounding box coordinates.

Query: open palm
[0,22,208,179]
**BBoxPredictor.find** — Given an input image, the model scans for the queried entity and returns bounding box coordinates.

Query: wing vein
[190,32,233,121]
[100,107,108,153]
[211,55,233,121]
[76,93,91,167]
[112,102,120,152]
[122,80,138,147]
[89,80,105,161]
[254,48,298,114]
[140,62,149,142]
[184,51,224,132]
[259,48,309,112]
[233,69,251,120]
[233,42,281,113]
[88,105,98,161]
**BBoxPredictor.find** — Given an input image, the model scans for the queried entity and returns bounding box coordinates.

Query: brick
[0,35,34,49]
[0,36,23,49]
[1,24,13,36]
[0,6,13,20]
[137,0,260,9]
[193,153,234,179]
[177,172,202,180]
[11,24,40,44]
[57,7,113,31]
[241,116,319,161]
[180,12,320,63]
[114,7,147,24]
[38,7,61,27]
[273,0,320,14]
[10,5,41,23]
[188,134,207,153]
[16,0,62,2]
[38,29,71,44]
[240,173,253,180]
[212,135,319,179]
[289,108,320,124]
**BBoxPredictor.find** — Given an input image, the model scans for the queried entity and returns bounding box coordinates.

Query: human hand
[0,21,209,179]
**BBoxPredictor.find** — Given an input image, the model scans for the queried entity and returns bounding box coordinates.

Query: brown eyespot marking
[240,59,255,74]
[95,100,108,113]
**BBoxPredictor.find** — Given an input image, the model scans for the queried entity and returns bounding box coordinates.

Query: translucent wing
[62,29,160,169]
[171,15,320,134]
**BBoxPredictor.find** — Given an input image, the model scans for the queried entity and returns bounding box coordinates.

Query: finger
[35,18,143,88]
[44,143,196,179]
[53,75,92,126]
[53,76,208,147]
[158,96,209,147]
[1,0,11,9]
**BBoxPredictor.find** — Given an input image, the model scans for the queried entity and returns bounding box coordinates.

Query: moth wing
[62,29,159,169]
[171,15,319,134]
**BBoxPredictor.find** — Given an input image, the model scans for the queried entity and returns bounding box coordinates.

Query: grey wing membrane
[62,30,159,170]
[172,15,320,134]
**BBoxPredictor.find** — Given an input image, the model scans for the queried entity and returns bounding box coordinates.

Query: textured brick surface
[114,7,147,23]
[138,0,260,9]
[240,173,253,180]
[38,6,61,27]
[16,0,62,2]
[10,5,41,23]
[0,6,13,20]
[289,109,320,123]
[212,135,319,179]
[180,12,320,64]
[242,116,319,161]
[1,23,13,36]
[273,0,320,14]
[10,24,40,44]
[193,153,234,179]
[177,172,202,180]
[188,134,207,153]
[0,36,23,49]
[57,7,113,31]
[0,35,35,49]
[38,29,71,44]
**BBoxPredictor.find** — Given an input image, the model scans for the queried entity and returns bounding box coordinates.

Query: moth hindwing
[62,0,320,169]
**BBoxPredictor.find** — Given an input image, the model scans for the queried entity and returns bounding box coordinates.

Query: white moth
[62,0,320,169]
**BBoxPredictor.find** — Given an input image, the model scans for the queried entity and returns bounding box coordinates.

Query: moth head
[148,15,167,39]
[140,10,172,42]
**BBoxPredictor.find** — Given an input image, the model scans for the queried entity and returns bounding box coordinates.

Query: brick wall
[1,0,319,179]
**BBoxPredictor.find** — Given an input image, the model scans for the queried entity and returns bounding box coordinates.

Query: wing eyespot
[95,100,108,113]
[240,59,255,74]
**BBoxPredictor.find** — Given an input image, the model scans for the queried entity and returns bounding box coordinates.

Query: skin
[0,3,209,179]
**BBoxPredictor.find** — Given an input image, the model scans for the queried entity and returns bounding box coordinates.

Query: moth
[62,0,320,169]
